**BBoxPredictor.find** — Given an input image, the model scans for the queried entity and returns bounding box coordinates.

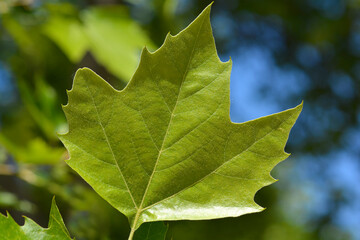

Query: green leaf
[43,15,89,63]
[59,4,302,238]
[0,198,73,240]
[42,5,155,82]
[83,6,156,82]
[0,135,64,164]
[134,222,168,240]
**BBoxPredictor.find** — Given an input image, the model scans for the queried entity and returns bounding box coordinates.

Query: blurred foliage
[0,0,358,239]
[43,3,155,81]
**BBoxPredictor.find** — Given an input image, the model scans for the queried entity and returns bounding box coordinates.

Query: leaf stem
[128,210,141,240]
[128,227,136,240]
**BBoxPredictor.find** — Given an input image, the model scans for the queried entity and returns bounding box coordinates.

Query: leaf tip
[49,197,62,222]
[228,56,233,65]
[298,100,304,109]
[293,101,303,114]
[22,215,36,227]
[51,196,57,205]
[249,203,266,214]
[142,46,152,56]
[73,67,98,83]
[202,2,213,17]
[76,66,93,73]
[163,32,175,46]
[291,101,304,122]
[3,210,10,218]
[166,31,174,39]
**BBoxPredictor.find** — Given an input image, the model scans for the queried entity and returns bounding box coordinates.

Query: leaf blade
[0,198,72,240]
[60,3,302,234]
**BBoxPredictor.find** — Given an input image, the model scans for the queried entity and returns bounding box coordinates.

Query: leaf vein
[70,141,116,167]
[132,13,208,227]
[84,81,138,209]
[147,61,172,113]
[162,102,221,152]
[142,111,296,211]
[178,65,229,103]
[156,138,215,173]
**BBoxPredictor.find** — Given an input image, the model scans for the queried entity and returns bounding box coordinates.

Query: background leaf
[42,4,156,83]
[0,198,72,240]
[134,222,168,240]
[83,6,156,82]
[43,15,89,63]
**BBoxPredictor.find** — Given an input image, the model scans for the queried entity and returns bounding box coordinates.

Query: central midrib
[131,15,207,229]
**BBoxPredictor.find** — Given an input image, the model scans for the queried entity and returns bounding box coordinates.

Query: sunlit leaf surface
[60,5,302,237]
